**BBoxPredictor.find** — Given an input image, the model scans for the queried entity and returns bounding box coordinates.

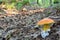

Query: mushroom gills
[42,24,50,31]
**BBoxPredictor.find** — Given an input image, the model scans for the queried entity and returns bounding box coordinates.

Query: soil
[0,6,60,40]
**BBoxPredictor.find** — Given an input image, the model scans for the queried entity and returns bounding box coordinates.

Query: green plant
[15,0,28,10]
[37,0,60,8]
[0,0,60,10]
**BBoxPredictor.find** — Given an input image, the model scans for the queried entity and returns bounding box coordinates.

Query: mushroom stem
[43,24,50,31]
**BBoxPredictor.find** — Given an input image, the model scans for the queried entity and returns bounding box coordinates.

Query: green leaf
[11,0,16,2]
[15,1,24,10]
[37,0,43,6]
[0,0,2,2]
[15,0,29,10]
[38,0,51,8]
[54,0,59,3]
[29,0,37,5]
[37,0,59,8]
[23,0,28,3]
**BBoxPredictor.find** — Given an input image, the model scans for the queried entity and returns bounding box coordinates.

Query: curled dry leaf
[22,8,28,12]
[3,9,19,16]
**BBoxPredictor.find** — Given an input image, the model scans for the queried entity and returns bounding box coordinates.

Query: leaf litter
[0,6,60,40]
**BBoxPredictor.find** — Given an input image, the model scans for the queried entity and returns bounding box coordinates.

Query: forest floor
[0,6,60,40]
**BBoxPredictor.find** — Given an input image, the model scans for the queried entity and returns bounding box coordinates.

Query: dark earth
[0,6,60,40]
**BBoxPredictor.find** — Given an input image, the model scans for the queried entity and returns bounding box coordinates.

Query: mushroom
[37,18,55,31]
[35,18,55,38]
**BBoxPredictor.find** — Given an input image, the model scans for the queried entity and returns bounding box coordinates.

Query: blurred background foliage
[0,0,60,10]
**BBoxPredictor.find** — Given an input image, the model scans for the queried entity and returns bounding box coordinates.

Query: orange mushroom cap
[37,18,55,25]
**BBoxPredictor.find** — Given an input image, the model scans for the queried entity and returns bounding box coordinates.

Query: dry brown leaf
[4,9,18,15]
[22,8,27,12]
